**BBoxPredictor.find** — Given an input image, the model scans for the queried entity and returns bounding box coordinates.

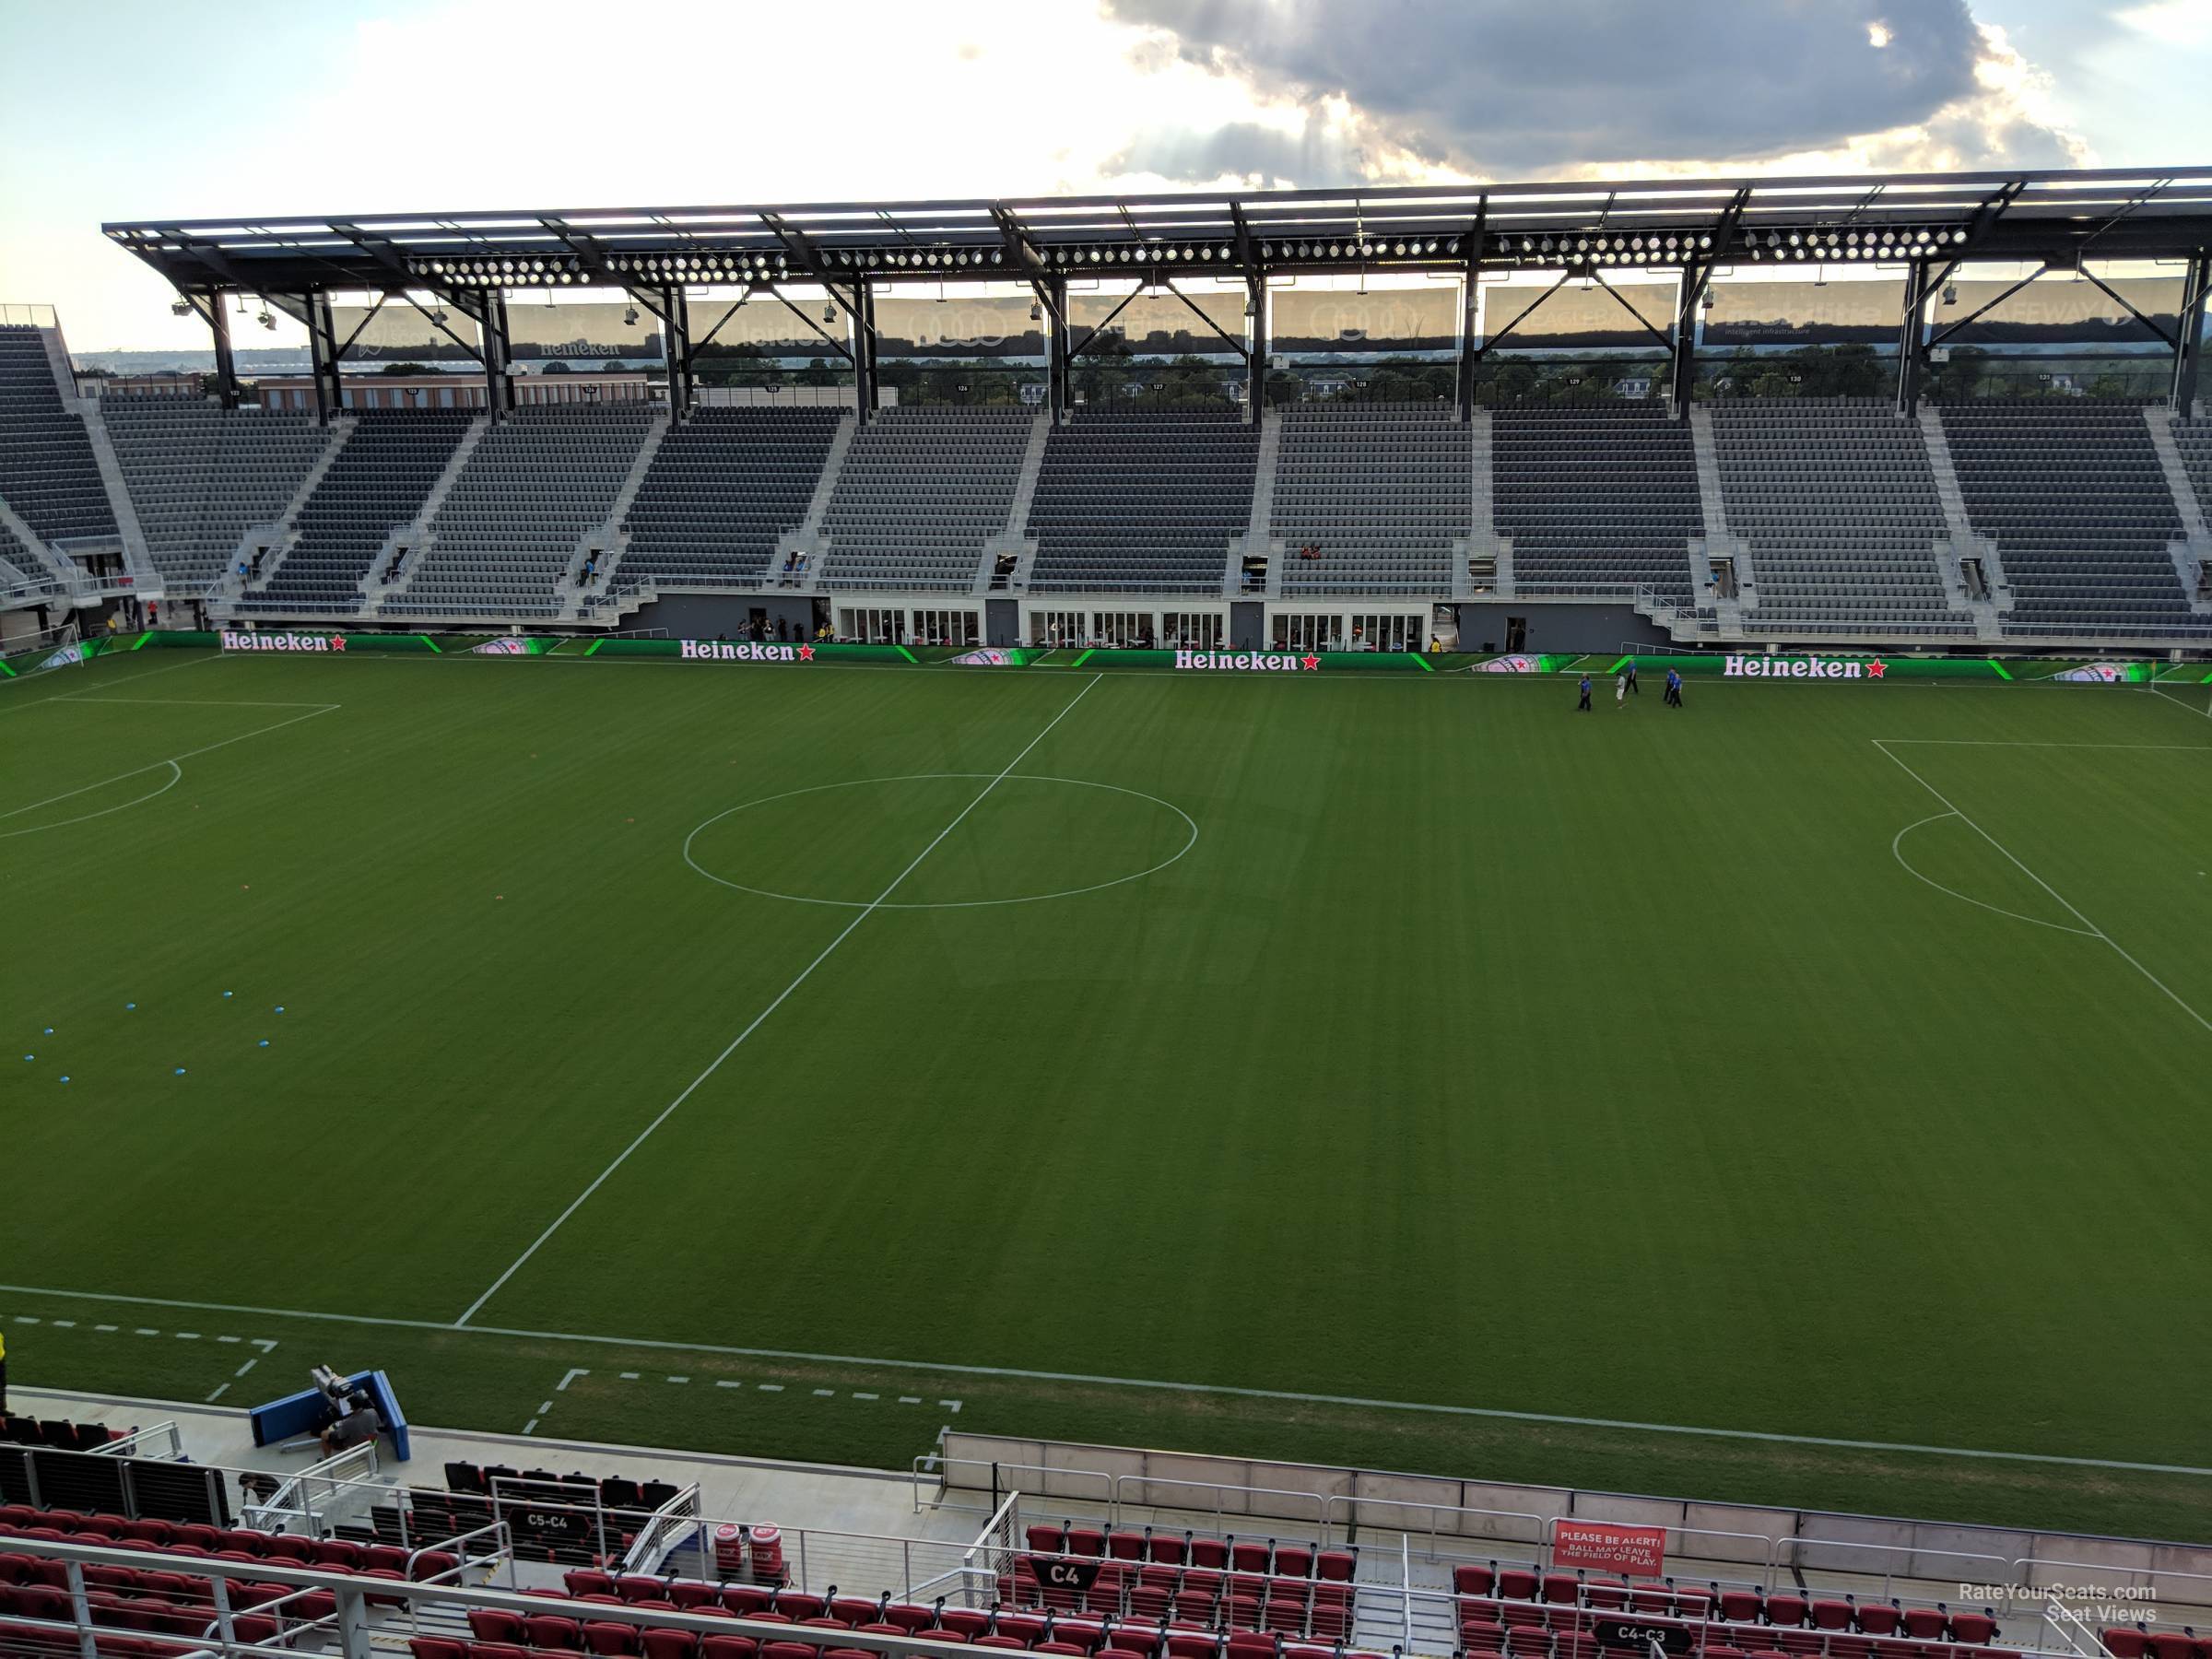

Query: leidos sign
[220,629,346,653]
[1724,653,1886,680]
[1173,650,1319,673]
[677,640,816,663]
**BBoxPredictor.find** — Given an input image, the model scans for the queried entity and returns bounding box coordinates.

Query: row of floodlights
[1742,227,1971,259]
[1494,227,1970,261]
[407,255,590,286]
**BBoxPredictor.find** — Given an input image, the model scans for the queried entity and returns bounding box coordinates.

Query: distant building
[253,371,656,412]
[79,371,200,398]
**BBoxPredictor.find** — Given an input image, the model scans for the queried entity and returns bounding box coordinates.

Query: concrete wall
[630,593,820,640]
[1455,602,1671,654]
[935,1432,2212,1598]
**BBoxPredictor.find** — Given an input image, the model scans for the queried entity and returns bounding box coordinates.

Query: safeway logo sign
[1723,653,1884,680]
[678,640,816,663]
[220,629,346,653]
[1173,650,1319,673]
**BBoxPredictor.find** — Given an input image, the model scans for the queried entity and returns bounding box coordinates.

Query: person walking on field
[1576,673,1593,712]
[1665,666,1684,707]
[1625,659,1640,695]
[1615,672,1627,707]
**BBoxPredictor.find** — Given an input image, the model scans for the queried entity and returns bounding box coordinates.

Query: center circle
[682,774,1199,910]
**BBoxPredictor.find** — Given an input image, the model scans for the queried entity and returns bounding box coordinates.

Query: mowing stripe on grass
[3,1277,2204,1477]
[451,672,1108,1329]
[1875,739,2212,1039]
[0,702,340,821]
[0,648,227,714]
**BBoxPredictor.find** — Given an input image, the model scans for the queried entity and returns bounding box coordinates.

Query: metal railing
[85,1421,184,1460]
[241,1441,381,1536]
[0,304,58,328]
[619,1481,702,1575]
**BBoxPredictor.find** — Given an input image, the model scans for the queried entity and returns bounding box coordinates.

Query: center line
[453,674,1106,1327]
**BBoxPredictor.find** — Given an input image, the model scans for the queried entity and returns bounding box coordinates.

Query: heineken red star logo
[330,635,347,651]
[1867,658,1886,677]
[1301,653,1320,671]
[797,644,814,661]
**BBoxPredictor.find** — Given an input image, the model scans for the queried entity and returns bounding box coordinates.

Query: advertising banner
[1623,653,2006,682]
[1552,1521,1667,1578]
[585,638,917,664]
[1064,648,1431,673]
[218,629,442,654]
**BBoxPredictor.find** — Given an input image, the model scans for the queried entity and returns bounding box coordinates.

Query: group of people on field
[1576,660,1684,711]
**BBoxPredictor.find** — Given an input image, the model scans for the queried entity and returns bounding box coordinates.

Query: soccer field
[4,645,2209,1540]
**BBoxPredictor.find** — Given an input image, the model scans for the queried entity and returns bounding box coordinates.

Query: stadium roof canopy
[103,166,2212,297]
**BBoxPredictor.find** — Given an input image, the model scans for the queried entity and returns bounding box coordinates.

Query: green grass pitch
[3,645,2209,1541]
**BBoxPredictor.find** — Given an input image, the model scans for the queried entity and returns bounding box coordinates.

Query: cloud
[2114,2,2212,49]
[1100,0,2077,178]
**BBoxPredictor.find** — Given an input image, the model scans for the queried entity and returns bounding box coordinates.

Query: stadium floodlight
[1445,238,1458,254]
[1952,229,1969,243]
[622,306,639,326]
[255,306,274,329]
[1030,300,1042,323]
[169,297,191,317]
[1942,282,1959,305]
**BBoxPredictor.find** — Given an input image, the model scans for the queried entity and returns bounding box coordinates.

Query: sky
[0,0,2206,351]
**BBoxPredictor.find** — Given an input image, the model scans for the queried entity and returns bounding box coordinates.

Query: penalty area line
[0,1278,2200,1477]
[0,702,341,822]
[450,672,1107,1329]
[1873,739,2212,1039]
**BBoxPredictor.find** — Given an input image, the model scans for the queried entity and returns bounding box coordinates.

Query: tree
[378,361,431,376]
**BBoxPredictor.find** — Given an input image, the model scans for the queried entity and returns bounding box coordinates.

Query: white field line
[1874,738,2212,1038]
[0,649,227,712]
[55,696,340,709]
[0,762,181,840]
[2148,683,2212,724]
[0,703,340,821]
[0,1277,2202,1477]
[1877,738,2212,749]
[1889,813,2098,936]
[451,672,1107,1328]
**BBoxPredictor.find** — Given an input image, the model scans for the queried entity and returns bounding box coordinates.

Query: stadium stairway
[235,408,477,617]
[1706,399,1979,642]
[1936,399,2209,641]
[0,324,130,594]
[1490,402,1705,615]
[817,408,1035,593]
[613,408,845,596]
[1269,404,1467,597]
[1025,410,1259,594]
[380,407,660,621]
[2144,406,2212,612]
[102,397,340,599]
[2,1386,2180,1659]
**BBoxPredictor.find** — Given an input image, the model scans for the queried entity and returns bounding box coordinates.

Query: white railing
[87,1421,184,1460]
[241,1441,382,1535]
[620,1480,703,1575]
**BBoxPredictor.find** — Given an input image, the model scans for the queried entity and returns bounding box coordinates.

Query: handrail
[620,1480,703,1575]
[87,1421,183,1460]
